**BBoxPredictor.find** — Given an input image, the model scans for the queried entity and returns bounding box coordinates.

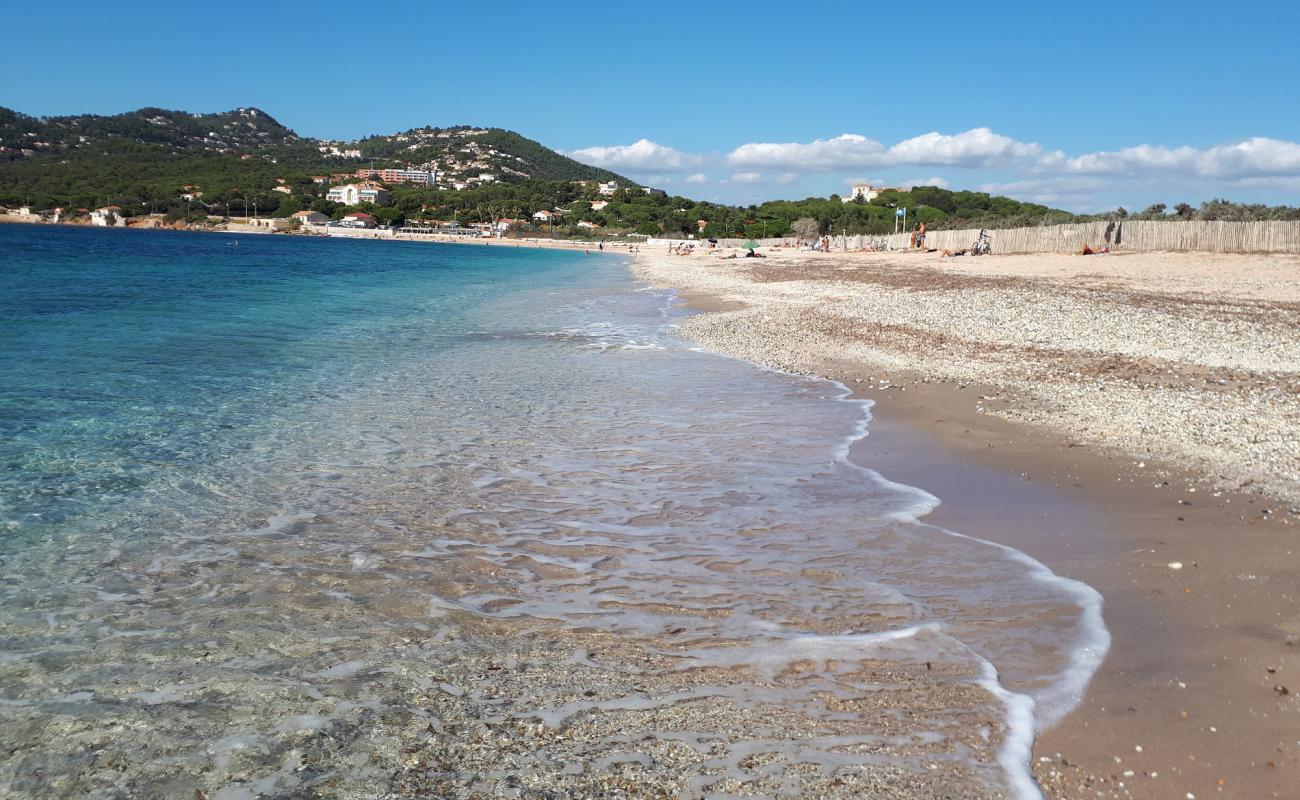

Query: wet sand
[650,251,1300,799]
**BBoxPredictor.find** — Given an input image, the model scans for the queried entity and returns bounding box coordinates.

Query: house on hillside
[311,176,328,184]
[326,182,389,206]
[272,185,293,195]
[340,212,376,228]
[292,210,329,225]
[355,168,436,186]
[598,181,619,196]
[532,210,554,222]
[576,220,602,230]
[589,200,609,211]
[844,184,880,203]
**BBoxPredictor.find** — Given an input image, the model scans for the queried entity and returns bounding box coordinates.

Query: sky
[4,0,1299,212]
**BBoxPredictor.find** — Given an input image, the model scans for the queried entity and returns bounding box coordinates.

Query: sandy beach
[633,245,1300,799]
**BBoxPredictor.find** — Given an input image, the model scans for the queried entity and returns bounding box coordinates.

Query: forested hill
[0,105,633,207]
[0,106,300,154]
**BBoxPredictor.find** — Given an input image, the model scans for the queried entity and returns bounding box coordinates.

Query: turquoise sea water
[0,226,1105,798]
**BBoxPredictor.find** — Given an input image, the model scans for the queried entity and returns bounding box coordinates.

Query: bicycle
[971,229,992,255]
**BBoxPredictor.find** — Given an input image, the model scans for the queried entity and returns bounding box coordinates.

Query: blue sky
[4,1,1299,211]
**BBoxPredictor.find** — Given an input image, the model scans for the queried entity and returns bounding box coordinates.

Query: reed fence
[833,220,1300,255]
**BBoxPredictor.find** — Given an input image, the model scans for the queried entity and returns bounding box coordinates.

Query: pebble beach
[633,244,1300,798]
[633,246,1300,506]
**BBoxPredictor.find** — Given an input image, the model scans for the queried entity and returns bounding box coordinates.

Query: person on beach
[911,222,927,249]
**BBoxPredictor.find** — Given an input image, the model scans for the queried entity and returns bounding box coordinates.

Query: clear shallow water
[0,226,1106,798]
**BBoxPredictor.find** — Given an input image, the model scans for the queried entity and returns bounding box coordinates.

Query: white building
[589,200,609,211]
[319,145,363,158]
[532,210,553,222]
[272,185,293,195]
[326,182,390,206]
[598,181,619,196]
[90,206,126,227]
[247,217,292,231]
[844,184,880,203]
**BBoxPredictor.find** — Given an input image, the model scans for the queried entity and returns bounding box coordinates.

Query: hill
[0,105,633,210]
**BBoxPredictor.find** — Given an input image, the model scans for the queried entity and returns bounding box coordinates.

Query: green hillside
[0,106,632,210]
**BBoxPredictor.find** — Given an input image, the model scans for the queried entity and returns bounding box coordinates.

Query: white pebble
[1168,562,1183,570]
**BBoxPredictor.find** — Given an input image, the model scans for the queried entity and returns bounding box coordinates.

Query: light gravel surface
[633,248,1300,506]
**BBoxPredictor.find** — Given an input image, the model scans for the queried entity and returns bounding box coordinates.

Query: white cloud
[727,128,1041,171]
[1054,137,1300,179]
[567,139,701,172]
[886,128,1041,167]
[684,173,709,184]
[900,176,950,188]
[731,172,763,183]
[775,172,799,185]
[727,133,885,170]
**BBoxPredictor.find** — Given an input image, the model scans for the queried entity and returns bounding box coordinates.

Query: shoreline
[647,251,1300,799]
[0,213,637,254]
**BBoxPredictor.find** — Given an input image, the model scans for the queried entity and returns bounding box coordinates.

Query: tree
[1140,203,1167,217]
[1174,202,1195,218]
[793,217,820,241]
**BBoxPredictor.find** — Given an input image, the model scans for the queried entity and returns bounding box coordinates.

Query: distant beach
[633,244,1300,799]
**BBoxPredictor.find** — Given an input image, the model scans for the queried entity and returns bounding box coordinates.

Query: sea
[0,225,1107,799]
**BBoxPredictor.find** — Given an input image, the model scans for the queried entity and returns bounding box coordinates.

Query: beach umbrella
[743,240,760,249]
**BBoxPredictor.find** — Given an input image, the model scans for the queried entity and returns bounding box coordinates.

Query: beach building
[532,210,554,222]
[576,220,602,230]
[90,206,125,227]
[291,210,329,225]
[247,217,292,231]
[181,192,203,201]
[844,184,880,203]
[326,182,390,206]
[340,212,376,228]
